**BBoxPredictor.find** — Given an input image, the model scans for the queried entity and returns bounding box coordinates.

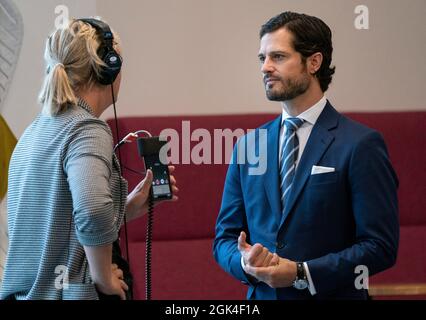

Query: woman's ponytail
[39,62,77,116]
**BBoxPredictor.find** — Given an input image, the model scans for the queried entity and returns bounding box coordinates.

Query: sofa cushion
[126,225,426,300]
[127,238,246,300]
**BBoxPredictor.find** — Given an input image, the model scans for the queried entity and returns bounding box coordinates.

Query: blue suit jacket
[213,102,399,299]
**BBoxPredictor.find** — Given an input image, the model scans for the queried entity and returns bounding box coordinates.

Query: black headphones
[78,18,122,86]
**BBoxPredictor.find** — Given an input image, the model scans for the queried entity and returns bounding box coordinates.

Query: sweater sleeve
[63,119,119,246]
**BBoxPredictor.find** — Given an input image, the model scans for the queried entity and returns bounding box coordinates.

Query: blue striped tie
[280,117,304,213]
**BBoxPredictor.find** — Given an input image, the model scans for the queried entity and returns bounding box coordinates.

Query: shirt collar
[77,98,95,117]
[281,95,327,126]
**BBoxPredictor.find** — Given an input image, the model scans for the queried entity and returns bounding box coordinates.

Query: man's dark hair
[260,12,336,92]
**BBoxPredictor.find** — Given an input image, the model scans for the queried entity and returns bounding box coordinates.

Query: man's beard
[265,72,310,101]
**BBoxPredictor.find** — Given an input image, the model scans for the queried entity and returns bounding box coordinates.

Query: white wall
[2,0,426,137]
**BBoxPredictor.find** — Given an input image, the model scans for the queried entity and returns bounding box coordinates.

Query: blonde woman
[0,18,178,300]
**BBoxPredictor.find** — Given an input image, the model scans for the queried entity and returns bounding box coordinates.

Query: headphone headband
[79,18,114,42]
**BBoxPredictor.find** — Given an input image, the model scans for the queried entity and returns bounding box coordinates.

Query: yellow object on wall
[0,115,17,201]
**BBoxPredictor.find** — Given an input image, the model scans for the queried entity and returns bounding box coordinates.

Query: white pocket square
[311,165,335,175]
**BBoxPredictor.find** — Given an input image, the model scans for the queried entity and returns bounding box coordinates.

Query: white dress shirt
[279,95,327,295]
[279,95,327,168]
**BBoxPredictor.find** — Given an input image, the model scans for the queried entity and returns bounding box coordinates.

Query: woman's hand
[96,264,129,300]
[125,165,179,221]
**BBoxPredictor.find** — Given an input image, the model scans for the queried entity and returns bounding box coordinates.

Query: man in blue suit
[213,11,399,299]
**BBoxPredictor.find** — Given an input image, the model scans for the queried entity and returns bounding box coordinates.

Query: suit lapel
[279,102,339,228]
[263,115,282,224]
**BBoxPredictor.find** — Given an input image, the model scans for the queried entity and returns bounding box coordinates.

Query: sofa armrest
[369,283,426,296]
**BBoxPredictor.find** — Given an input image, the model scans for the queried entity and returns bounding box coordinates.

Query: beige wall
[98,0,426,121]
[2,0,425,137]
[1,0,97,137]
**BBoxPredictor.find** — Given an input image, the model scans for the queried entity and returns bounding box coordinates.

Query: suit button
[276,242,285,249]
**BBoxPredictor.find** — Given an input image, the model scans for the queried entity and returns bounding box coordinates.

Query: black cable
[118,161,153,300]
[145,193,154,300]
[111,84,130,265]
[109,90,154,300]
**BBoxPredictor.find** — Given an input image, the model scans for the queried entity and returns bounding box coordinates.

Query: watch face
[294,279,308,290]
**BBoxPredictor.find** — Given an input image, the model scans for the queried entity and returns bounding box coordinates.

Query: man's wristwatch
[293,262,309,290]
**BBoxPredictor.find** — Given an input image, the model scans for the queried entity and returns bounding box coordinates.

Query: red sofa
[107,111,426,300]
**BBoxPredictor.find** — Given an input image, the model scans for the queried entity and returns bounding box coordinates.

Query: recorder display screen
[146,158,172,199]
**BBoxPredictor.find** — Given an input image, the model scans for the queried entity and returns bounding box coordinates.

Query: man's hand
[243,257,297,289]
[126,166,179,221]
[238,231,297,288]
[238,231,279,268]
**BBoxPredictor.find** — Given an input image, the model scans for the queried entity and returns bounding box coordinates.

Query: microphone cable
[110,108,155,300]
[145,193,154,300]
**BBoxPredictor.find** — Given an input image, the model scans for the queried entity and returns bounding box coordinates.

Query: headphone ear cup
[97,50,122,85]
